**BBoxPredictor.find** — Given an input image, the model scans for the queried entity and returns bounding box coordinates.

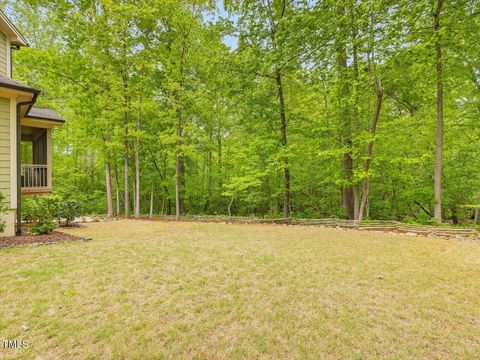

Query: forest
[3,0,480,224]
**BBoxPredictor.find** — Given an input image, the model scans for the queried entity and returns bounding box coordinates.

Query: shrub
[56,185,105,215]
[402,212,436,225]
[58,199,83,226]
[23,196,40,223]
[28,221,57,235]
[402,215,416,224]
[415,212,437,225]
[0,192,7,234]
[23,195,61,235]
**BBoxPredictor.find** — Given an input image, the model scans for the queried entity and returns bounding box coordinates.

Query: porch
[20,125,52,194]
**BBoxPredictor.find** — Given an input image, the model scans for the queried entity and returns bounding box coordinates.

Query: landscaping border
[143,215,479,240]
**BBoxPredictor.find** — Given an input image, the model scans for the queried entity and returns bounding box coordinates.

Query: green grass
[1,220,479,359]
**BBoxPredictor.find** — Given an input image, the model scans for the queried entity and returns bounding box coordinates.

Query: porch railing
[21,164,49,188]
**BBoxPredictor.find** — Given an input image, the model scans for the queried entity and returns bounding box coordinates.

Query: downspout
[16,95,38,236]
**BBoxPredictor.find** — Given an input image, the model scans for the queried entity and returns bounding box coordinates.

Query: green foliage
[23,195,61,235]
[3,0,480,224]
[58,199,83,226]
[402,213,437,226]
[28,221,57,236]
[0,192,7,234]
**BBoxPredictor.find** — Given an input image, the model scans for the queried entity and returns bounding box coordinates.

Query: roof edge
[25,107,65,123]
[0,81,39,94]
[0,75,39,95]
[0,10,29,47]
[24,114,65,124]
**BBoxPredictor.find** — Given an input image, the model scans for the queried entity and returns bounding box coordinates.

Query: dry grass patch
[1,220,479,359]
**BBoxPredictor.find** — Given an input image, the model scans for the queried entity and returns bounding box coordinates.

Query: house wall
[0,96,16,236]
[0,30,8,76]
[0,97,11,202]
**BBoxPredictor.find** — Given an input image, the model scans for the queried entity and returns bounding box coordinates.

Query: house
[0,11,64,236]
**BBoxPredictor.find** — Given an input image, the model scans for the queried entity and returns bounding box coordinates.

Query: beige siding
[0,97,10,203]
[0,31,6,76]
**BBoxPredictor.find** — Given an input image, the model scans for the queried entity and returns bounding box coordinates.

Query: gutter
[15,92,39,236]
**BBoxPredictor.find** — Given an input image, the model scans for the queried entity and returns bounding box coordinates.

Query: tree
[433,0,444,222]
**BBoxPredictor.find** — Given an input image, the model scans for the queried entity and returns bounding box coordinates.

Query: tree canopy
[4,0,480,224]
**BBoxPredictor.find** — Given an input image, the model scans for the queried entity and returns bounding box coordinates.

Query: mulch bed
[0,227,88,249]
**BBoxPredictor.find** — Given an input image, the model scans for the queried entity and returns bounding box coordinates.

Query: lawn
[1,220,479,359]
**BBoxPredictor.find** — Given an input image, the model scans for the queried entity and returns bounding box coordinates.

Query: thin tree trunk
[149,185,154,219]
[342,151,354,219]
[175,107,182,221]
[475,192,480,225]
[358,78,383,222]
[105,160,113,217]
[352,27,360,220]
[276,70,290,218]
[114,163,120,217]
[116,186,120,216]
[134,96,142,219]
[204,129,213,212]
[174,34,187,221]
[265,0,290,219]
[122,38,130,219]
[124,151,129,218]
[123,89,130,218]
[433,0,444,222]
[353,186,360,220]
[336,4,354,220]
[217,130,222,189]
[148,148,171,218]
[228,196,234,217]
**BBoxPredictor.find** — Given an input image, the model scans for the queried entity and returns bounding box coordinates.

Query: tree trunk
[204,129,213,212]
[105,160,113,217]
[353,185,360,220]
[475,192,480,225]
[217,130,222,189]
[174,34,187,221]
[337,26,354,220]
[175,107,182,221]
[121,40,130,219]
[358,78,383,222]
[352,28,360,220]
[124,151,129,218]
[228,196,234,217]
[116,186,120,217]
[114,163,120,216]
[149,185,154,219]
[276,70,290,218]
[134,97,142,219]
[433,0,444,222]
[342,152,354,220]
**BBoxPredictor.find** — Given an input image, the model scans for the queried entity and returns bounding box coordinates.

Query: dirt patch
[0,227,88,249]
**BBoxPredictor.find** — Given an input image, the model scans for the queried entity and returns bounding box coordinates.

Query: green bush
[0,192,7,234]
[56,185,105,215]
[23,195,61,235]
[58,199,83,226]
[28,221,57,235]
[415,212,437,225]
[402,215,416,224]
[402,212,436,225]
[22,197,37,223]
